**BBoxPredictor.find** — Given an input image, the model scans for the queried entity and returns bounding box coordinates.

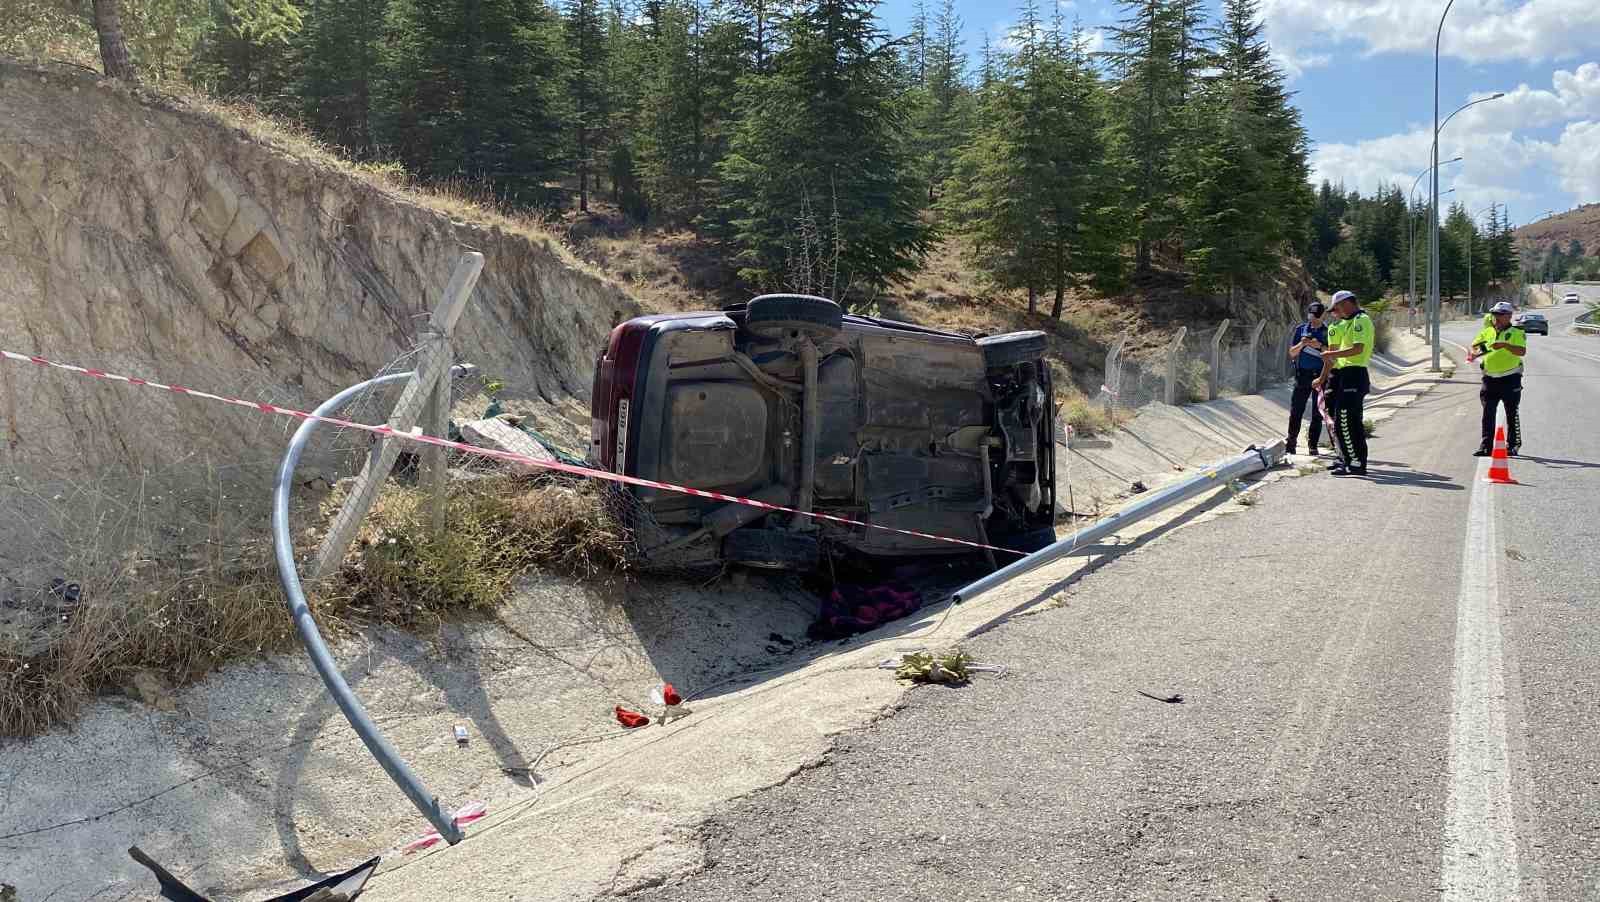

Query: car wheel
[977,331,1048,368]
[722,528,821,570]
[745,294,843,340]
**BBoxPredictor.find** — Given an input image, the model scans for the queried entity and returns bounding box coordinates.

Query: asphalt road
[640,295,1600,901]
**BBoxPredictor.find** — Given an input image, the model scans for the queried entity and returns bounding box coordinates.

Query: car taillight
[592,322,648,475]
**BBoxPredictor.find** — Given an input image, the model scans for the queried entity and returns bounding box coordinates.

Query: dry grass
[338,476,629,627]
[0,553,289,737]
[1059,393,1121,438]
[0,474,629,738]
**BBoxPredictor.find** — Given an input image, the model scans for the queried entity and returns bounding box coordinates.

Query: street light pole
[1429,0,1454,371]
[1409,158,1460,324]
[1429,87,1505,361]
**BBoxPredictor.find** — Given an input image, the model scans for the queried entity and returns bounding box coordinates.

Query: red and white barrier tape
[1,349,1027,556]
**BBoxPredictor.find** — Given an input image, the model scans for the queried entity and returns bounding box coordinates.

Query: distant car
[1564,292,1581,304]
[590,294,1057,573]
[1515,312,1548,335]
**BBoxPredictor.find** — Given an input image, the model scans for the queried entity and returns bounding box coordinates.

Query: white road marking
[1550,346,1600,365]
[1442,459,1523,900]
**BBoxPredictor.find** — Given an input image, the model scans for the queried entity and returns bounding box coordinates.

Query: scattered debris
[459,418,557,474]
[453,724,469,745]
[809,583,922,640]
[1136,690,1184,704]
[614,705,650,729]
[893,650,974,685]
[877,656,1006,679]
[649,682,691,725]
[767,632,794,647]
[129,846,380,900]
[401,802,488,854]
[1504,548,1528,562]
[1130,481,1149,494]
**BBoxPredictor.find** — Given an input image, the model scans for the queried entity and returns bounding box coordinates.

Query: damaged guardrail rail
[951,441,1286,604]
[272,365,477,846]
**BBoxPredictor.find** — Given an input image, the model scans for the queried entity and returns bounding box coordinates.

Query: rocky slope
[0,58,638,579]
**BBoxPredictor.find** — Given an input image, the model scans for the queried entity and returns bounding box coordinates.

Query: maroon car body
[590,294,1056,572]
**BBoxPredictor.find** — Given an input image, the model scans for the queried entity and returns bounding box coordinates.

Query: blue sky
[875,0,1600,232]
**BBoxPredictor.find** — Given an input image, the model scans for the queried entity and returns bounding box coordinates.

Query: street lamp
[1430,0,1507,369]
[1414,187,1455,336]
[1430,94,1504,366]
[1409,158,1461,316]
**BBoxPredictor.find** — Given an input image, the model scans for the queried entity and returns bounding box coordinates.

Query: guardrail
[1575,309,1600,334]
[952,441,1285,603]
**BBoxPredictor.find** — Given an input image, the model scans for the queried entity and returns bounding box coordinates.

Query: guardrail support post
[1163,327,1188,406]
[1208,319,1232,401]
[312,252,484,580]
[1103,334,1128,417]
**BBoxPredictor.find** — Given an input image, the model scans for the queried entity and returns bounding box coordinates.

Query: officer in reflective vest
[1470,300,1527,457]
[1313,290,1375,476]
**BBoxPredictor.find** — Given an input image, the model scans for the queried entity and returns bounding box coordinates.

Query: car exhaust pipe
[951,441,1284,605]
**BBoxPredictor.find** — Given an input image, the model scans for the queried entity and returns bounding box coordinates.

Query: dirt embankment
[0,58,639,574]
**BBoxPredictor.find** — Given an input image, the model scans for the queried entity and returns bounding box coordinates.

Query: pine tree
[191,0,304,108]
[1104,0,1184,272]
[943,7,1123,317]
[1324,241,1380,300]
[376,0,570,203]
[907,0,972,205]
[297,0,386,153]
[566,0,608,212]
[715,0,930,299]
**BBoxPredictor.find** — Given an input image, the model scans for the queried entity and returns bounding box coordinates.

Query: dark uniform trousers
[1329,367,1370,468]
[1480,372,1522,450]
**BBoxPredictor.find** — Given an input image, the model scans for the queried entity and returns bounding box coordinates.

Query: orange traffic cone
[1486,425,1518,485]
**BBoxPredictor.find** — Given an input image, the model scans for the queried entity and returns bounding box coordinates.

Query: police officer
[1470,300,1527,456]
[1313,290,1375,476]
[1285,302,1328,456]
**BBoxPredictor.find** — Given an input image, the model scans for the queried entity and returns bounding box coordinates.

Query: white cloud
[1260,0,1600,77]
[1309,64,1600,213]
[1548,120,1600,198]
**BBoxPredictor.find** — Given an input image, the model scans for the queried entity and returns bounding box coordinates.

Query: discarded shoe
[615,706,649,728]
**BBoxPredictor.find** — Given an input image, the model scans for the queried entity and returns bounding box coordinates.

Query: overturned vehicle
[589,294,1056,572]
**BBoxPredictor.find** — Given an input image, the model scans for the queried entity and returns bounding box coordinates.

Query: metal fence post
[311,252,484,580]
[1208,319,1232,401]
[1247,321,1268,394]
[1163,326,1188,405]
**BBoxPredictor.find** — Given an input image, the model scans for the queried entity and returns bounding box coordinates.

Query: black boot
[1473,445,1491,457]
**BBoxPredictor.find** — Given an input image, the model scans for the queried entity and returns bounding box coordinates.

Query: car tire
[978,331,1048,368]
[722,528,821,570]
[745,294,843,340]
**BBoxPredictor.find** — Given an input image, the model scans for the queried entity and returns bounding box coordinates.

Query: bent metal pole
[951,441,1286,605]
[273,365,477,845]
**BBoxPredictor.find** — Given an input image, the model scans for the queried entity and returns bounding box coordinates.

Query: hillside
[1516,203,1600,258]
[0,58,637,590]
